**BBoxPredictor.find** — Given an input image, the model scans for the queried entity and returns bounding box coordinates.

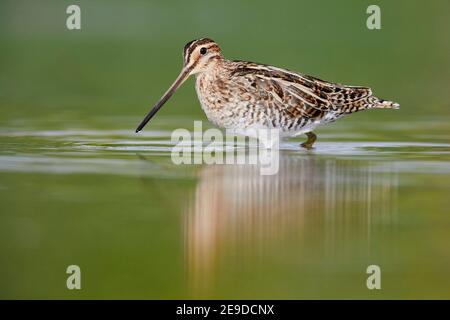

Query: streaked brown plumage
[136,38,399,149]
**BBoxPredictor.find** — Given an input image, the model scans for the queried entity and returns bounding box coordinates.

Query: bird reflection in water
[183,154,398,297]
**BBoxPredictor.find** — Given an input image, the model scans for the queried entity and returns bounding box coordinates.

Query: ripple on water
[0,129,449,176]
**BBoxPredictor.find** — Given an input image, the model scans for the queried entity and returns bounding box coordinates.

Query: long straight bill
[135,67,191,133]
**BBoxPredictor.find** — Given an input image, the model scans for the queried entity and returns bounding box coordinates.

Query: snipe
[136,38,399,149]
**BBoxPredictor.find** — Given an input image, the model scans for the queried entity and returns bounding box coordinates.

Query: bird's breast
[195,72,255,129]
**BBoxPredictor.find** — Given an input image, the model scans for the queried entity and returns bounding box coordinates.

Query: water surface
[0,117,449,299]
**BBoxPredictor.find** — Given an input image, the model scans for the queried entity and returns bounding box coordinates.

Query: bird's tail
[340,95,400,114]
[372,98,400,110]
[349,95,400,113]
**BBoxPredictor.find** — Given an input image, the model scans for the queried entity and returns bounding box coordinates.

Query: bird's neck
[196,57,233,80]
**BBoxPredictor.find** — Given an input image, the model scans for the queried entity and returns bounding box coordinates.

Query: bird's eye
[200,47,207,55]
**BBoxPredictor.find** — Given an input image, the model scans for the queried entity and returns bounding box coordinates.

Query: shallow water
[0,117,449,298]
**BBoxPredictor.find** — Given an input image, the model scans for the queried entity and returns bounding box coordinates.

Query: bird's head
[135,38,222,132]
[182,38,223,74]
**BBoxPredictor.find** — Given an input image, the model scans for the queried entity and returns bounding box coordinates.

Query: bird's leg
[300,132,317,150]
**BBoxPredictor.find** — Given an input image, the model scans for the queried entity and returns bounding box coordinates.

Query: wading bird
[136,38,399,149]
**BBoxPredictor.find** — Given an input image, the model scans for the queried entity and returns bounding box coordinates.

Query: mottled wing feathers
[326,85,372,107]
[230,61,378,121]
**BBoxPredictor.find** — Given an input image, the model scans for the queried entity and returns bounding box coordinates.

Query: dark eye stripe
[184,38,214,56]
[183,39,218,64]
